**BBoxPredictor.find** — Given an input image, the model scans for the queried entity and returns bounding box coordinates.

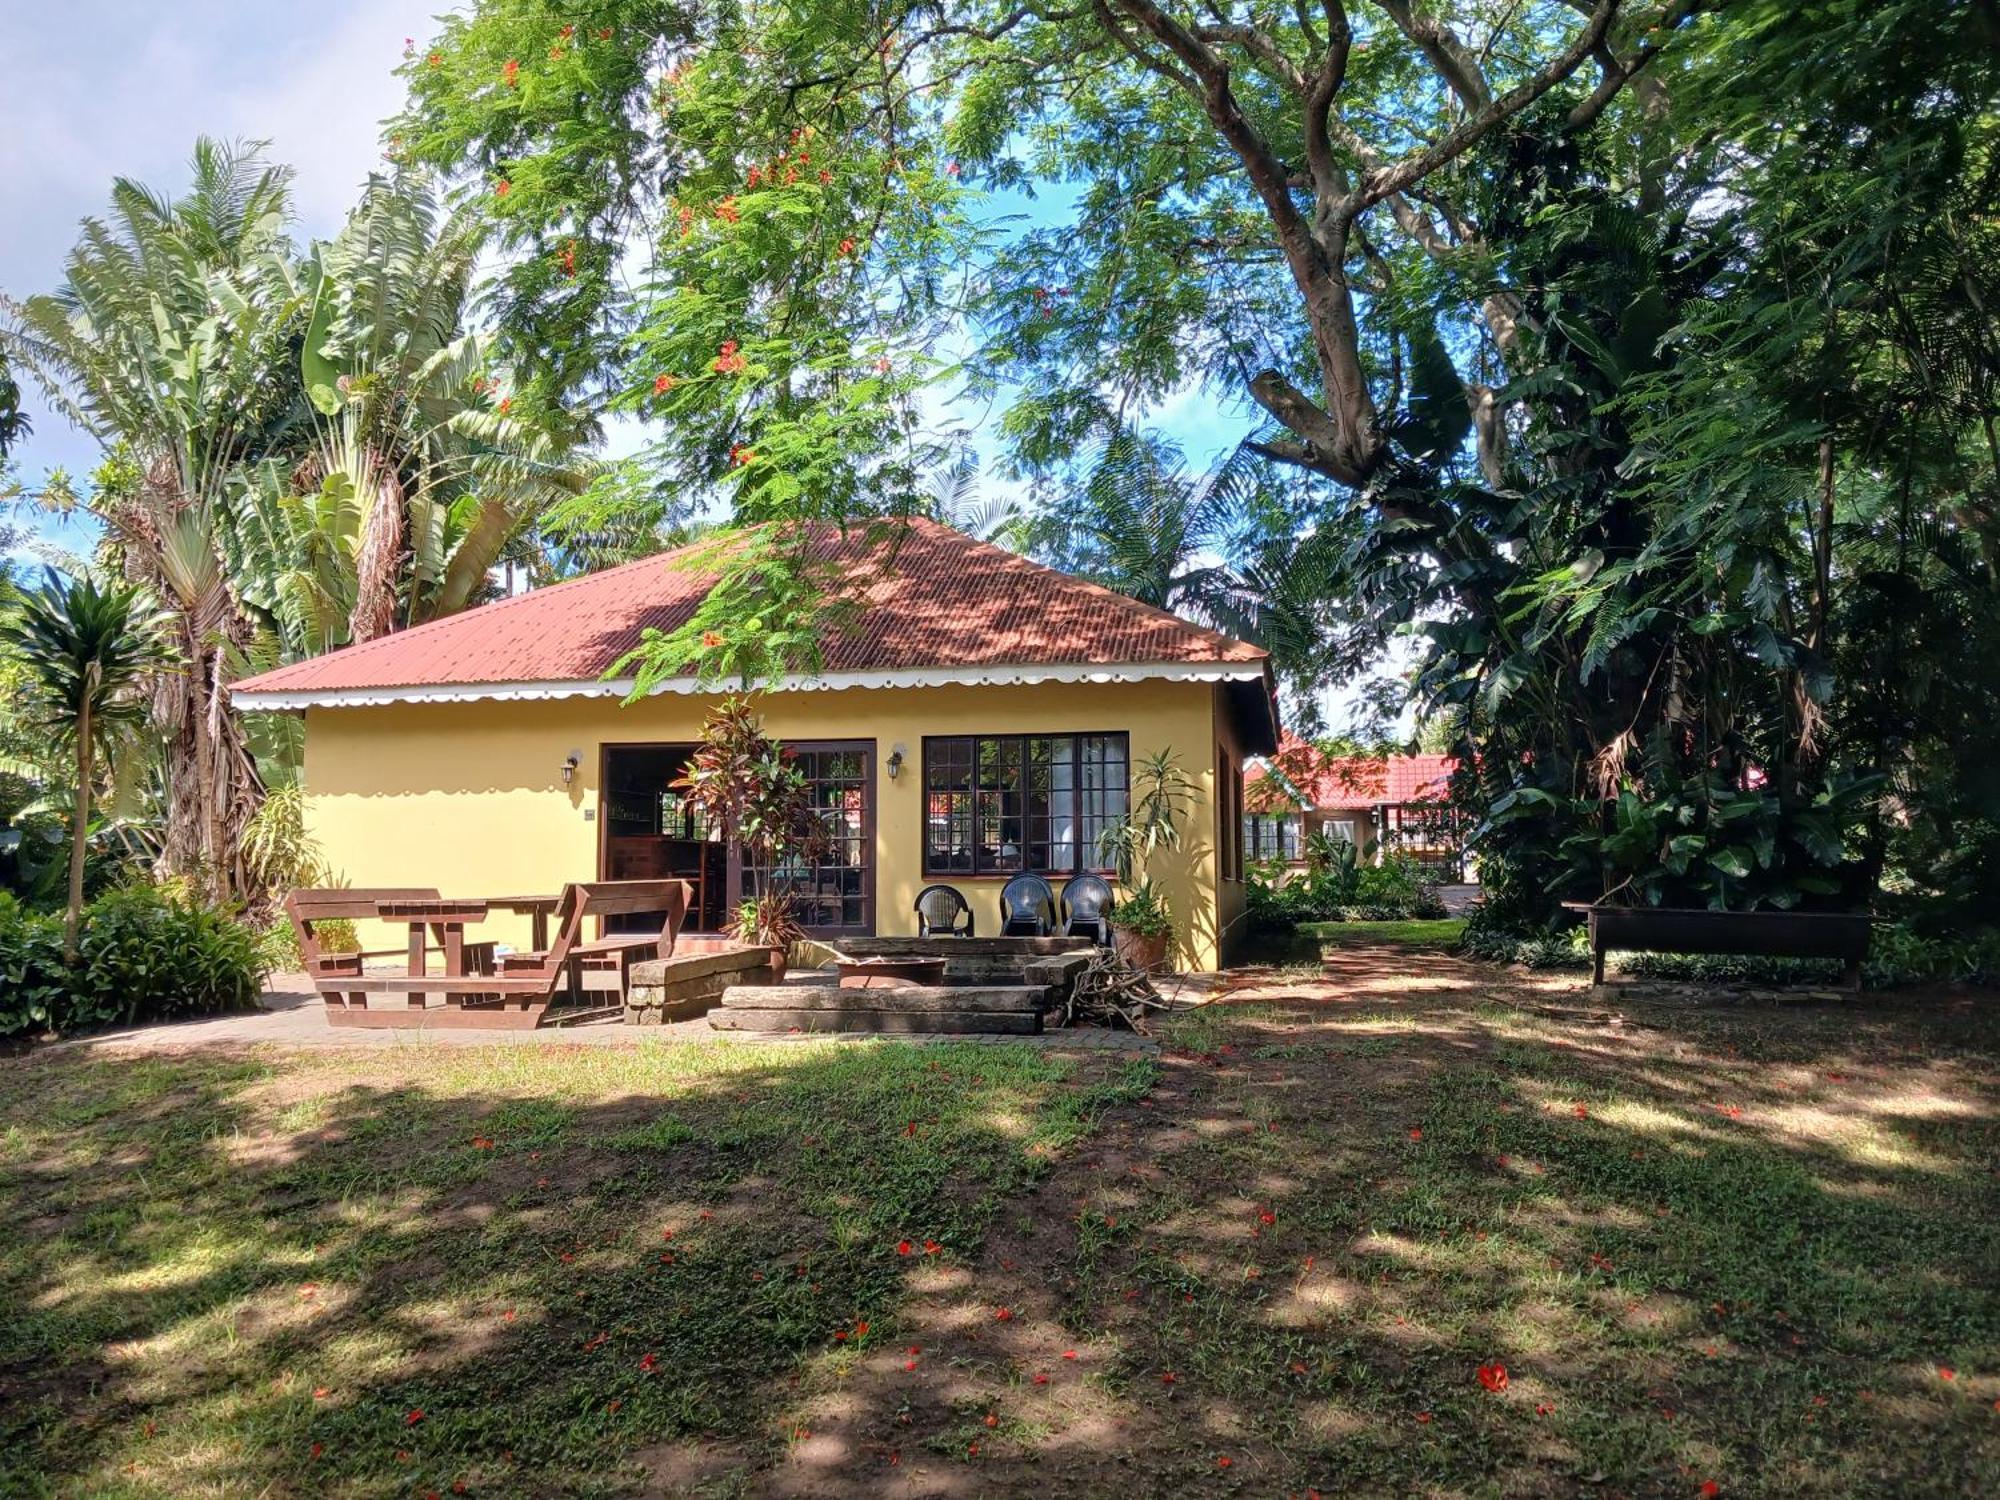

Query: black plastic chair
[914,884,974,937]
[1060,873,1115,944]
[998,873,1057,936]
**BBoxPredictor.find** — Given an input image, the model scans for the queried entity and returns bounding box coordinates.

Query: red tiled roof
[231,518,1268,698]
[1245,733,1455,810]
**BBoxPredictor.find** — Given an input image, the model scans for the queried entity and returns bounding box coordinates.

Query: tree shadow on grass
[0,1038,1151,1498]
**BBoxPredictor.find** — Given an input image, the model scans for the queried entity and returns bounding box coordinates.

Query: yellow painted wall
[300,677,1242,969]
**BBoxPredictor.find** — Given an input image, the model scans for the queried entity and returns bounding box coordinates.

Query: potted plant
[1096,749,1193,974]
[673,697,822,979]
[1108,880,1174,973]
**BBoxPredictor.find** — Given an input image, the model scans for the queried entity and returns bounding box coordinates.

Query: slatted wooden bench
[1565,903,1875,992]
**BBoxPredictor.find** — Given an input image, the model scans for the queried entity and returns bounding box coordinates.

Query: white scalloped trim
[231,660,1272,711]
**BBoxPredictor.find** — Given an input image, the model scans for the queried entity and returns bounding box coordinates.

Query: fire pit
[833,956,949,990]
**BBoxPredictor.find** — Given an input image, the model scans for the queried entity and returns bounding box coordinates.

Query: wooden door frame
[752,739,876,938]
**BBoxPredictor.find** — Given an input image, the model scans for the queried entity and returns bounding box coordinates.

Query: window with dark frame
[1242,813,1303,863]
[924,733,1129,876]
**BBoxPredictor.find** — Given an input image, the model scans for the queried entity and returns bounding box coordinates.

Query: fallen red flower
[897,1240,913,1256]
[406,1408,425,1425]
[1477,1363,1509,1393]
[993,1307,1013,1321]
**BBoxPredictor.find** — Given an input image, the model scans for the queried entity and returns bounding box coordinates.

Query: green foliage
[1246,850,1445,930]
[0,887,264,1039]
[1108,879,1172,940]
[669,695,819,944]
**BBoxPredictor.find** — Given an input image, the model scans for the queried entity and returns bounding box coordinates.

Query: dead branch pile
[1053,948,1174,1031]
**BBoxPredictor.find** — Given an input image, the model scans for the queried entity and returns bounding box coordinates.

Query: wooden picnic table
[485,894,562,951]
[374,899,494,981]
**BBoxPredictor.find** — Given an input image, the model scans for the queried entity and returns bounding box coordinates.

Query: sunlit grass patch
[0,1040,1152,1497]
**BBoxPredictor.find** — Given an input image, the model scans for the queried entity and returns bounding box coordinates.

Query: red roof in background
[231,518,1268,697]
[1246,732,1456,810]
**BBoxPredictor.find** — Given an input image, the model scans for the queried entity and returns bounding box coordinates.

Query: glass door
[737,741,874,936]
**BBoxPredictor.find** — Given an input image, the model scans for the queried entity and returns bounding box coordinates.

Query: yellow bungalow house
[231,519,1280,970]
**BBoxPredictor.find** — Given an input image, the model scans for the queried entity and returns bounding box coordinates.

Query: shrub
[1247,851,1445,930]
[0,887,265,1041]
[1458,905,2000,989]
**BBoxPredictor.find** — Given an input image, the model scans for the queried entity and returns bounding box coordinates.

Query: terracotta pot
[763,944,789,982]
[1113,926,1171,975]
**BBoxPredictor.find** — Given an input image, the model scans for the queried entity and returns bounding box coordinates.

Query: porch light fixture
[886,745,905,780]
[561,751,581,785]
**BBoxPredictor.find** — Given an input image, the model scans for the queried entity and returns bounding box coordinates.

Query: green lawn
[4,973,1997,1497]
[1297,916,1468,948]
[0,1041,1150,1497]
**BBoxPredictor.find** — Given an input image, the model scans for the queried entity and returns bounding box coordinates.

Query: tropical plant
[0,572,174,955]
[285,170,588,645]
[0,139,305,898]
[671,697,822,947]
[1097,748,1194,947]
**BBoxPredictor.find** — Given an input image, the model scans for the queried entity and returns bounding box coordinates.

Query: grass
[1296,916,1467,948]
[5,963,1998,1497]
[0,1040,1152,1497]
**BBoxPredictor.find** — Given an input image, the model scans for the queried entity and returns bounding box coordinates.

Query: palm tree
[0,138,305,897]
[1,572,174,956]
[290,171,586,644]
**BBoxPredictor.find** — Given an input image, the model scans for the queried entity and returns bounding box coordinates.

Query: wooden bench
[1566,903,1875,992]
[295,880,691,1028]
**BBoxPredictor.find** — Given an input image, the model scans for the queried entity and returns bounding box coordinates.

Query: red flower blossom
[983,1412,998,1428]
[715,196,741,224]
[549,46,564,59]
[1216,1455,1232,1468]
[1259,1209,1277,1226]
[839,237,856,255]
[875,357,892,374]
[1415,1411,1433,1424]
[1033,1372,1049,1385]
[1408,1128,1423,1141]
[598,27,613,39]
[1063,1349,1078,1360]
[427,52,442,68]
[639,1351,658,1373]
[407,1408,425,1425]
[1573,1103,1589,1119]
[502,58,520,88]
[501,1308,515,1323]
[946,161,961,176]
[559,24,575,38]
[494,180,511,199]
[904,1358,918,1371]
[1939,1366,1956,1380]
[310,1442,323,1459]
[1477,1363,1509,1393]
[897,1240,913,1256]
[993,1306,1013,1321]
[1699,1484,1720,1498]
[313,1386,330,1399]
[1160,1371,1176,1385]
[713,340,747,375]
[730,445,754,466]
[820,169,833,185]
[923,1240,942,1255]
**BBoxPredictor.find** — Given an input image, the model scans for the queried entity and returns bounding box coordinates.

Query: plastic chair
[998,873,1057,936]
[914,883,974,937]
[1060,873,1115,944]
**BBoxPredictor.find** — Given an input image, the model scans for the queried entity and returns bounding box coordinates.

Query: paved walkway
[60,975,1159,1054]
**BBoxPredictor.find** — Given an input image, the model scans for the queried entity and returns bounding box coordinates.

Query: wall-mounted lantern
[561,750,581,786]
[886,745,906,781]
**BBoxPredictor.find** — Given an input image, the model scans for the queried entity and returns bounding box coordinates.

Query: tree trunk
[349,456,406,644]
[65,684,95,961]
